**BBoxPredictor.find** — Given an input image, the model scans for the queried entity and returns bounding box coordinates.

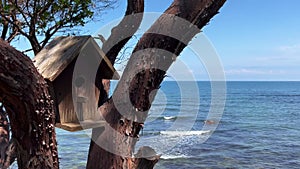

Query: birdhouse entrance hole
[33,36,119,132]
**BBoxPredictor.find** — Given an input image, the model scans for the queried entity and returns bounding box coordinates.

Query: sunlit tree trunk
[87,0,145,168]
[87,0,226,168]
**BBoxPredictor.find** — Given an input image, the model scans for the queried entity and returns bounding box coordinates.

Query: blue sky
[204,0,300,81]
[14,0,300,81]
[86,0,300,81]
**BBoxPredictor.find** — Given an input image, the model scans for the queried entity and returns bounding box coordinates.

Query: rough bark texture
[102,0,145,66]
[88,0,226,169]
[0,106,10,168]
[87,0,145,168]
[0,40,59,169]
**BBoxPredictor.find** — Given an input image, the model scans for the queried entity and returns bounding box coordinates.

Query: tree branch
[0,13,29,40]
[0,21,9,40]
[3,139,17,168]
[0,3,9,41]
[6,9,19,43]
[11,0,31,27]
[6,30,19,43]
[91,0,226,168]
[0,40,59,169]
[0,104,9,168]
[37,1,53,16]
[101,0,145,65]
[41,25,60,49]
[87,0,145,168]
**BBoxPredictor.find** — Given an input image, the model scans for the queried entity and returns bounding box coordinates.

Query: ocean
[54,81,300,169]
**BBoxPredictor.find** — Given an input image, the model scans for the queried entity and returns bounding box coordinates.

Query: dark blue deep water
[55,81,300,169]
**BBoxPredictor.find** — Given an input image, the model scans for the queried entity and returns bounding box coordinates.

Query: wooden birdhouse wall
[33,36,119,131]
[52,59,78,123]
[71,39,103,122]
[53,55,101,124]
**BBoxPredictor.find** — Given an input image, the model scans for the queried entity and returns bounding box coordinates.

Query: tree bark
[89,0,226,168]
[102,0,145,66]
[0,105,10,168]
[87,0,145,168]
[28,36,42,55]
[0,40,58,169]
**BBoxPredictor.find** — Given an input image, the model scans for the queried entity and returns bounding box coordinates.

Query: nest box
[33,36,119,132]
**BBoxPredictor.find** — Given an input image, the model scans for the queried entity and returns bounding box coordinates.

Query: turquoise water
[55,81,300,168]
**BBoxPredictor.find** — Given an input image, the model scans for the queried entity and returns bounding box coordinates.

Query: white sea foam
[160,154,190,160]
[160,130,211,136]
[163,116,176,120]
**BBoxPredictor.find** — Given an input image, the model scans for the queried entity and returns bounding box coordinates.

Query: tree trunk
[87,0,145,168]
[0,40,58,169]
[0,105,10,168]
[29,36,42,55]
[88,0,226,168]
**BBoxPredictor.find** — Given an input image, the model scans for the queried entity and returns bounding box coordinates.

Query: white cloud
[279,44,300,53]
[252,43,300,67]
[225,68,286,75]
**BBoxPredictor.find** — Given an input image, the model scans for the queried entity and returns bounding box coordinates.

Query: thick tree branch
[0,40,59,169]
[0,104,10,168]
[94,0,144,106]
[0,0,7,40]
[101,0,144,65]
[87,0,144,168]
[1,20,9,40]
[91,0,226,168]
